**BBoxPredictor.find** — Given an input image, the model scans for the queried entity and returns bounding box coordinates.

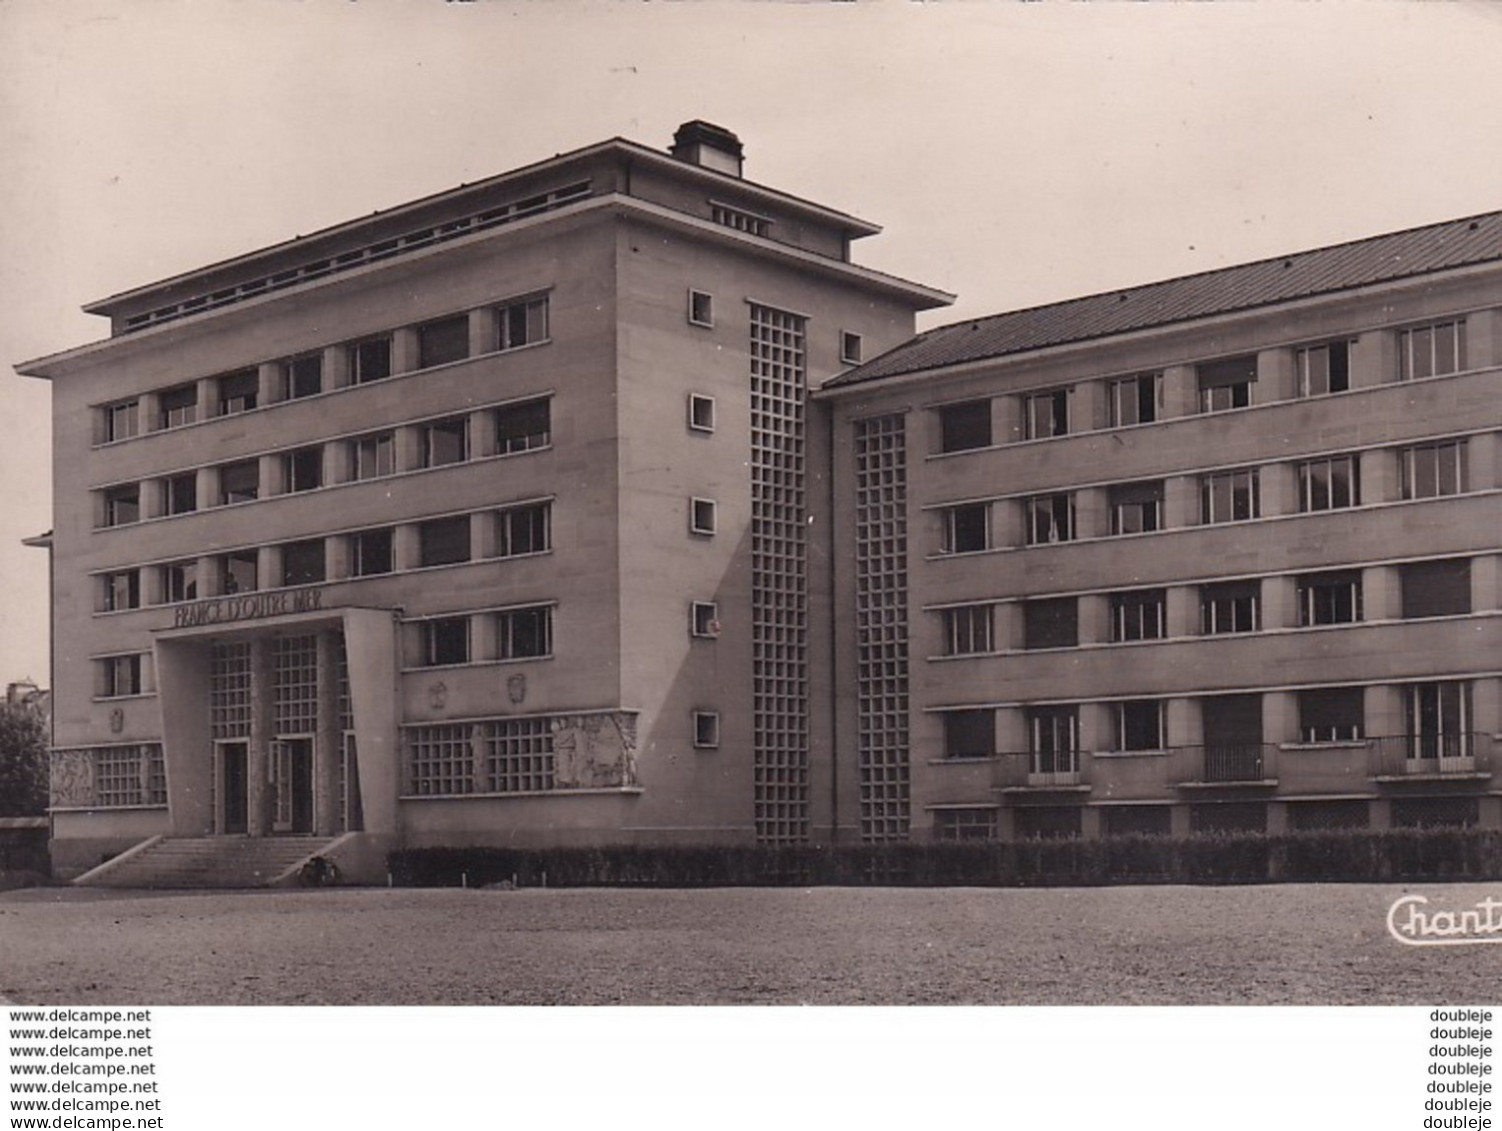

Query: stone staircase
[75,836,337,889]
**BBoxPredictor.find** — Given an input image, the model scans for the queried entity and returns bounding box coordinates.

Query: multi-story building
[17,122,950,879]
[821,212,1502,842]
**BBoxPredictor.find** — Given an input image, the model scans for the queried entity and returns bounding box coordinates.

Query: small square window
[690,497,717,536]
[690,601,720,638]
[688,394,716,433]
[693,711,721,750]
[840,332,863,365]
[688,290,714,328]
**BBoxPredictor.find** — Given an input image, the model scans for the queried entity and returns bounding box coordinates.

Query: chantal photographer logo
[1387,892,1502,947]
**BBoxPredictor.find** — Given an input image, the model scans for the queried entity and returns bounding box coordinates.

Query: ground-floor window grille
[210,642,252,739]
[483,718,554,792]
[1189,801,1266,834]
[407,724,476,796]
[1391,796,1479,829]
[1013,806,1082,840]
[90,745,167,808]
[932,808,996,841]
[1102,805,1172,838]
[1288,800,1369,831]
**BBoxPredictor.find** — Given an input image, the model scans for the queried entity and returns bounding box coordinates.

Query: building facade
[821,213,1502,842]
[18,123,1502,881]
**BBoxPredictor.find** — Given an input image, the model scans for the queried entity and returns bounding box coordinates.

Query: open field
[1,883,1498,1005]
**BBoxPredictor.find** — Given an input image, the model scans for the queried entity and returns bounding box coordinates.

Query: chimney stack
[670,121,744,178]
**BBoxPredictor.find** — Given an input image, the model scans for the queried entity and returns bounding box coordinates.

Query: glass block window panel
[1109,480,1164,535]
[93,745,165,808]
[217,368,258,415]
[1298,454,1359,512]
[496,502,550,557]
[407,724,476,796]
[418,516,471,567]
[1296,341,1350,396]
[418,314,470,368]
[1023,388,1069,440]
[1023,597,1077,649]
[933,808,997,842]
[484,717,554,792]
[498,606,553,660]
[1400,558,1471,619]
[1109,373,1160,427]
[854,415,909,844]
[1201,468,1259,523]
[941,503,988,554]
[1297,571,1363,626]
[497,296,548,351]
[1197,355,1257,412]
[1025,493,1075,544]
[350,335,392,383]
[938,400,991,453]
[752,303,812,845]
[1298,687,1364,743]
[1400,440,1468,499]
[495,398,552,454]
[1201,580,1259,634]
[942,605,993,656]
[942,710,994,759]
[1111,589,1166,642]
[273,635,319,735]
[210,642,252,739]
[1398,319,1466,381]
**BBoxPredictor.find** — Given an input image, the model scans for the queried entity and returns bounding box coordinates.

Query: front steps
[74,836,338,889]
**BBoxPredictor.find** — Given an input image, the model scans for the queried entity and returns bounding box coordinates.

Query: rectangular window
[100,655,143,698]
[217,369,258,416]
[1296,341,1350,397]
[418,516,471,567]
[495,398,551,454]
[282,354,322,400]
[942,605,993,656]
[1201,580,1259,634]
[711,202,771,236]
[352,432,396,480]
[693,711,721,750]
[690,497,717,536]
[1298,454,1359,512]
[1400,558,1471,619]
[1025,493,1075,544]
[218,460,259,505]
[496,501,550,558]
[1398,319,1466,381]
[163,473,196,516]
[688,290,714,327]
[1298,571,1363,626]
[103,399,140,443]
[162,561,197,604]
[421,417,469,468]
[418,314,470,369]
[942,709,994,759]
[1111,589,1166,642]
[102,485,140,527]
[1197,355,1257,412]
[938,400,991,453]
[350,528,393,577]
[102,570,140,612]
[1109,481,1164,535]
[1023,597,1078,649]
[1109,373,1160,427]
[1023,388,1069,440]
[933,808,998,842]
[221,551,257,595]
[1028,705,1080,776]
[158,384,198,429]
[497,296,548,351]
[690,601,720,638]
[1405,681,1471,761]
[283,447,323,493]
[422,618,470,667]
[1201,468,1259,524]
[349,336,392,383]
[941,503,988,554]
[1299,687,1364,743]
[1400,440,1468,499]
[498,606,553,660]
[688,393,716,433]
[1117,700,1165,751]
[280,539,325,586]
[840,332,863,365]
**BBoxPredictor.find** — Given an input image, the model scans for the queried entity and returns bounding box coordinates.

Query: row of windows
[938,437,1476,553]
[98,295,550,444]
[936,318,1472,453]
[937,681,1474,759]
[96,398,551,526]
[97,501,551,611]
[408,606,555,668]
[938,557,1475,655]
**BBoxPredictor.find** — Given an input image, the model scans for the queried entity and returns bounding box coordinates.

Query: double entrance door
[215,738,314,835]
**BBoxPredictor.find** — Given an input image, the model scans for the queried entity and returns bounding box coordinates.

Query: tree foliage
[0,703,48,817]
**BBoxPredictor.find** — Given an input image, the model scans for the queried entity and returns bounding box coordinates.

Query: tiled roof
[826,209,1502,387]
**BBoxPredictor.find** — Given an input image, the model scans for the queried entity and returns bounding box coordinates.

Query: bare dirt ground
[1,883,1497,1005]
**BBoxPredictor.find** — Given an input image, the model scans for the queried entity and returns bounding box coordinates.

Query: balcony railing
[1368,733,1494,779]
[1171,744,1278,787]
[993,749,1086,790]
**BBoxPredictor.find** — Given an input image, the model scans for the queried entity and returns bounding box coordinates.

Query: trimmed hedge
[389,828,1502,889]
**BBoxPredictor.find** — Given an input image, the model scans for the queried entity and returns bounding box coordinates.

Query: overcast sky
[3,0,1501,685]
